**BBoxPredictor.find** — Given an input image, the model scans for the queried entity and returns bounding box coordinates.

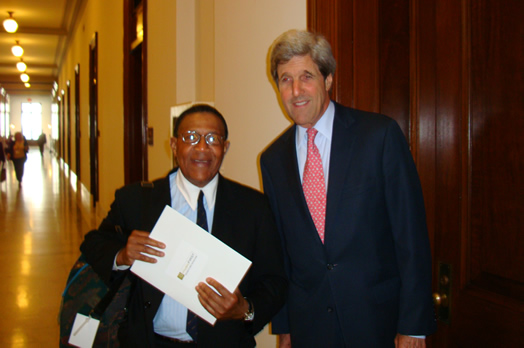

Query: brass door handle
[433,292,449,307]
[435,263,451,323]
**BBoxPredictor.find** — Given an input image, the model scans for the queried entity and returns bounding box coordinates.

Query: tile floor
[0,148,94,347]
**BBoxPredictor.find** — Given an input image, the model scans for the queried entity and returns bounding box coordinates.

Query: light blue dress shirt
[296,101,335,188]
[152,170,217,340]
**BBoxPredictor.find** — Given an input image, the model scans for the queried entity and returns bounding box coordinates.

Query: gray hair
[269,29,336,85]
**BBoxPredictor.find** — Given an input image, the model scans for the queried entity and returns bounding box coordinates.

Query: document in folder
[130,205,252,325]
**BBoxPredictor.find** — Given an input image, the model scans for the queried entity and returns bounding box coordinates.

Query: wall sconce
[17,58,27,72]
[20,73,30,83]
[3,11,18,33]
[12,41,23,57]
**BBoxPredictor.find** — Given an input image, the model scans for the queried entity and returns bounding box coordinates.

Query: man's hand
[195,277,249,321]
[395,334,426,348]
[115,230,165,266]
[278,334,292,348]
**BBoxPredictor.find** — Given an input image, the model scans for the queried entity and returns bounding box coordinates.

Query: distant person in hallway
[260,30,436,347]
[81,104,287,347]
[0,136,5,162]
[6,132,29,187]
[0,136,6,182]
[37,133,47,156]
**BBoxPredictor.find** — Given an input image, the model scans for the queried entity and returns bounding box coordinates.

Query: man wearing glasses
[81,104,287,347]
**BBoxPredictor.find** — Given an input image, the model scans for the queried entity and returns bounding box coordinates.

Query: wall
[58,0,125,215]
[213,1,306,346]
[147,0,178,180]
[214,0,306,189]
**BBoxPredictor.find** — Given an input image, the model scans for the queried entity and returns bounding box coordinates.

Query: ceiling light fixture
[3,11,18,33]
[17,58,27,72]
[12,41,23,57]
[20,73,30,83]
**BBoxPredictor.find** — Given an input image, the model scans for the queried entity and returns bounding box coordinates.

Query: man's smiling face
[277,54,333,129]
[171,112,230,187]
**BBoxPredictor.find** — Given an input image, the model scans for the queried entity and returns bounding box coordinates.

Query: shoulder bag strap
[91,180,156,319]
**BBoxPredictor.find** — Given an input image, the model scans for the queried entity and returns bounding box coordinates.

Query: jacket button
[327,264,334,270]
[144,301,151,309]
[327,307,333,313]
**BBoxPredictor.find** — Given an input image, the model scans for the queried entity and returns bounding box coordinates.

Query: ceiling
[0,0,84,97]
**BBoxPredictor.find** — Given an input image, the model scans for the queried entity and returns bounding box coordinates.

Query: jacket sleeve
[80,188,133,285]
[382,120,436,335]
[260,156,291,335]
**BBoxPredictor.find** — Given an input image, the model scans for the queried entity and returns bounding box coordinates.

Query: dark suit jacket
[260,102,436,347]
[81,170,287,347]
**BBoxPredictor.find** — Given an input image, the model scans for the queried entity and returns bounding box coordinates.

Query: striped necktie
[186,190,208,341]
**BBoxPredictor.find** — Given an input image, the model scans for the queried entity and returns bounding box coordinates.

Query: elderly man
[81,104,287,347]
[260,30,436,347]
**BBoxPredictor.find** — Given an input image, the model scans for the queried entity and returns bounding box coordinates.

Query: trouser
[13,157,25,182]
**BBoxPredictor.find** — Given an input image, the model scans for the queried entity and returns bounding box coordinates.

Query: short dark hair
[174,104,229,140]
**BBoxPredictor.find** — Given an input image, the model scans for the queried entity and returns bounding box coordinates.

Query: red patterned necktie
[302,128,326,243]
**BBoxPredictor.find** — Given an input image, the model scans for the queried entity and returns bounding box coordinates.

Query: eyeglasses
[179,131,225,146]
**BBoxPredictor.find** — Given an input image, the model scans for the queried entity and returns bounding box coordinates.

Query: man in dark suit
[81,104,287,347]
[260,30,436,347]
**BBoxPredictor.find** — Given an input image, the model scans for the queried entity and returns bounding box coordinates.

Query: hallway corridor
[0,148,95,347]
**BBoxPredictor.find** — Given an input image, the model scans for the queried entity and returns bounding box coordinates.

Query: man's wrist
[243,297,255,322]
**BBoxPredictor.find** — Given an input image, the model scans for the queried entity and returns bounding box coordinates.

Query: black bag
[59,254,131,347]
[60,181,155,347]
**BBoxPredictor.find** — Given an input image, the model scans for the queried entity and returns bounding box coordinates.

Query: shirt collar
[296,101,335,148]
[175,170,219,211]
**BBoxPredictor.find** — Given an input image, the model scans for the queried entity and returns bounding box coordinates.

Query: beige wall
[57,0,125,214]
[52,0,305,218]
[213,1,306,346]
[214,0,305,190]
[148,0,178,180]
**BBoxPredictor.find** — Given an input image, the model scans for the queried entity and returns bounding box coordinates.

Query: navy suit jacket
[260,102,436,347]
[81,170,287,347]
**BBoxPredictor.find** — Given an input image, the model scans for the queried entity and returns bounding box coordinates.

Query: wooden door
[123,0,148,185]
[431,0,524,345]
[75,64,81,180]
[67,82,71,170]
[308,0,524,346]
[89,33,99,206]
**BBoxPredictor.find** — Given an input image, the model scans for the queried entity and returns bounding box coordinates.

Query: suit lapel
[325,103,357,237]
[281,126,308,211]
[144,174,172,231]
[210,175,233,241]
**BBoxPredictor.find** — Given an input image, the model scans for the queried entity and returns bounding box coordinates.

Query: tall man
[81,104,287,347]
[260,30,436,347]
